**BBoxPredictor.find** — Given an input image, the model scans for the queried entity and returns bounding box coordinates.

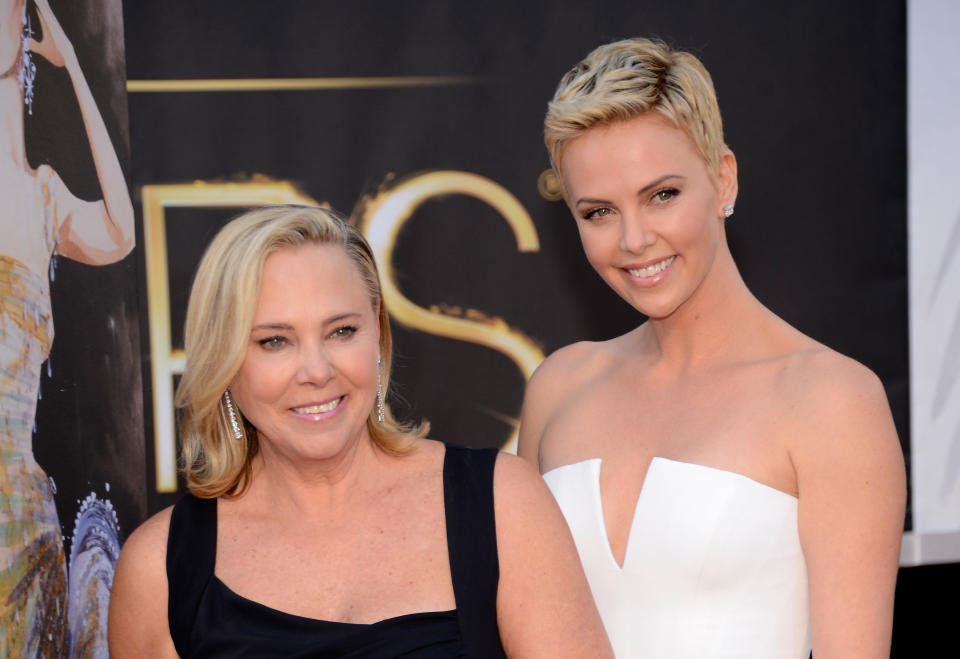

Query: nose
[296,343,336,386]
[619,211,654,254]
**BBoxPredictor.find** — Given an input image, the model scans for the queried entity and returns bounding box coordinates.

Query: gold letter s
[357,171,545,452]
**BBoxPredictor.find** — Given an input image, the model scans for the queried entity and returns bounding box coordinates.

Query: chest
[539,365,804,564]
[214,484,454,623]
[541,362,802,469]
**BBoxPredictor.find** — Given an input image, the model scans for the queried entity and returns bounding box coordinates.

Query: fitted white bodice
[544,457,811,658]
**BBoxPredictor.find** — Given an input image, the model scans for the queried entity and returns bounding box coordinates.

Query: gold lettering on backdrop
[143,181,319,492]
[356,171,545,452]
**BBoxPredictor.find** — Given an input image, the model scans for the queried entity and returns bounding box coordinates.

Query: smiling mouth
[291,397,343,414]
[627,256,675,278]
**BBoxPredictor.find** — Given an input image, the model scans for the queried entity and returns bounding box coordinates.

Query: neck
[641,239,768,371]
[243,430,390,520]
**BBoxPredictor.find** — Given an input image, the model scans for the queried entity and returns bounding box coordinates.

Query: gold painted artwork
[0,255,69,657]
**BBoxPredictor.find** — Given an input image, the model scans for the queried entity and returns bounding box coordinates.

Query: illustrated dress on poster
[0,168,68,656]
[1,0,133,655]
[0,169,121,658]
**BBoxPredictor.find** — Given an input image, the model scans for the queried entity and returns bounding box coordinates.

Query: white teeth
[628,256,675,278]
[293,398,341,414]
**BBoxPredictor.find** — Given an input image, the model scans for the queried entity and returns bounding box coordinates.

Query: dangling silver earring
[17,14,37,115]
[376,356,385,423]
[224,390,244,440]
[722,204,735,219]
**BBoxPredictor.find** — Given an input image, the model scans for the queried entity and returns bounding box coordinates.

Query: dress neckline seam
[544,456,798,501]
[207,446,459,627]
[209,575,457,627]
[544,456,798,572]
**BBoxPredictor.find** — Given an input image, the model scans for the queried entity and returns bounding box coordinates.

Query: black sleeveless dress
[166,446,507,658]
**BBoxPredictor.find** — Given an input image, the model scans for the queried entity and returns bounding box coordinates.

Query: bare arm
[493,454,613,658]
[108,507,178,659]
[794,361,906,658]
[30,0,134,264]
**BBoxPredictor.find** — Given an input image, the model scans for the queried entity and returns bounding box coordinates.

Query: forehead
[561,114,706,193]
[254,243,372,319]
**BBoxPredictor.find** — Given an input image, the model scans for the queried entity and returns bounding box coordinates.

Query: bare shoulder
[405,436,448,465]
[117,505,173,569]
[527,340,609,398]
[109,505,178,657]
[518,338,621,465]
[778,345,905,493]
[781,346,895,437]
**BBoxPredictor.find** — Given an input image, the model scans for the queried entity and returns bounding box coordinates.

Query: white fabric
[544,457,811,658]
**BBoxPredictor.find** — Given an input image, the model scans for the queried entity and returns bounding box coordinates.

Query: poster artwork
[0,0,140,656]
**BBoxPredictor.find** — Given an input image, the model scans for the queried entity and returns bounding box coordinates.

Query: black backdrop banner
[119,0,960,654]
[123,0,909,519]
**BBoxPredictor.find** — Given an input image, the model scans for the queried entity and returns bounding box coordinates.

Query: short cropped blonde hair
[176,205,427,498]
[545,37,727,182]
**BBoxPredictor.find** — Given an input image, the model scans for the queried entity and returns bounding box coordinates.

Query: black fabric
[166,493,217,658]
[443,446,507,658]
[165,445,505,658]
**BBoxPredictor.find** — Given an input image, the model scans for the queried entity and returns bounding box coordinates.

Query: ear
[716,149,739,213]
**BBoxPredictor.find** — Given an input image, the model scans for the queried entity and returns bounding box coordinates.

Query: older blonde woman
[109,205,611,658]
[519,38,905,658]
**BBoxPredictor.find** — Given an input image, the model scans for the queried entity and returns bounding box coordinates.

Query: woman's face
[230,243,380,465]
[561,112,736,320]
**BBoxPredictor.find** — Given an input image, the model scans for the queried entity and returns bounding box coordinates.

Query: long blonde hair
[175,205,427,498]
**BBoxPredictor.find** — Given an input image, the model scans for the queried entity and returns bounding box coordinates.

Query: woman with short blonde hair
[521,37,905,658]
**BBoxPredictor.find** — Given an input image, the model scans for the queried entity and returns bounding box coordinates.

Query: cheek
[674,200,719,248]
[342,345,380,390]
[231,353,289,411]
[576,224,612,267]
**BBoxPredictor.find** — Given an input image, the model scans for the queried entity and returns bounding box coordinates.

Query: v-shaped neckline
[545,456,799,572]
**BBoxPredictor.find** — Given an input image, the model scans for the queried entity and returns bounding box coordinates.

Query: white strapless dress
[543,457,811,658]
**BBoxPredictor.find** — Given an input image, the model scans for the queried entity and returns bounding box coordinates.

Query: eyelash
[256,325,357,349]
[330,325,357,339]
[582,207,612,221]
[581,187,681,220]
[652,187,680,203]
[258,336,287,350]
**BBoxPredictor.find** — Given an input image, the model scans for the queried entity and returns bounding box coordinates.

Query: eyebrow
[251,312,362,331]
[574,174,686,206]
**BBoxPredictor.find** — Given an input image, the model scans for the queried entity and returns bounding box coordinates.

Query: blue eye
[331,326,357,339]
[258,336,287,349]
[583,207,613,220]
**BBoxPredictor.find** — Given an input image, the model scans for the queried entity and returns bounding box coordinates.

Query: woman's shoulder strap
[166,494,217,656]
[443,444,507,658]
